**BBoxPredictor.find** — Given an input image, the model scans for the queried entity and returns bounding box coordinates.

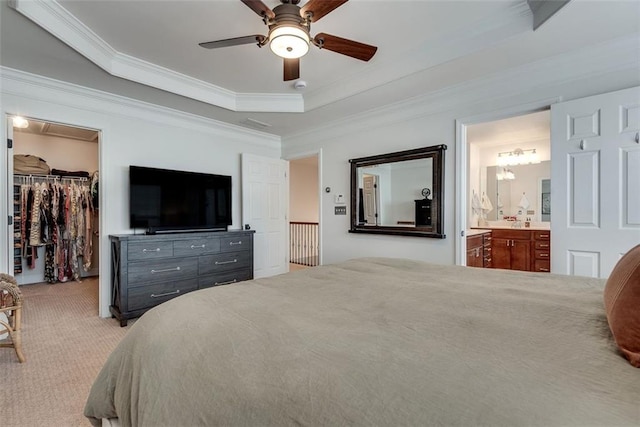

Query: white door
[551,86,640,278]
[241,153,289,278]
[362,174,378,225]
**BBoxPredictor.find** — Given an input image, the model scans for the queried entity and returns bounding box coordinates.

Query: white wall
[289,157,318,223]
[13,131,98,172]
[0,68,281,316]
[282,38,639,266]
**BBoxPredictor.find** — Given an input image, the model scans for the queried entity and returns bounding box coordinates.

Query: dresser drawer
[198,269,253,290]
[127,278,198,311]
[533,260,550,272]
[533,231,551,240]
[220,235,251,252]
[173,237,221,257]
[534,241,551,250]
[534,250,550,260]
[199,251,252,275]
[491,229,532,240]
[128,241,174,261]
[128,257,198,287]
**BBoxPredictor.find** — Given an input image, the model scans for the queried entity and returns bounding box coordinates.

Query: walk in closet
[10,118,99,285]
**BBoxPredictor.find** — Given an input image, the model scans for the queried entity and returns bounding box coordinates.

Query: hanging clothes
[13,175,94,284]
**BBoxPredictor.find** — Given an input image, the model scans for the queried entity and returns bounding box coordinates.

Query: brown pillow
[603,244,640,367]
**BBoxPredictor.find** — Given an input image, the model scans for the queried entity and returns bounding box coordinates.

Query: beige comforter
[85,258,639,426]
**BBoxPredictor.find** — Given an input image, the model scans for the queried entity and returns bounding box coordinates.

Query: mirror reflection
[349,144,446,238]
[485,161,550,222]
[356,158,432,227]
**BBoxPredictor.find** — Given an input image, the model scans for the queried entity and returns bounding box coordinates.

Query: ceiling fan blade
[240,0,275,19]
[301,0,348,22]
[313,33,377,61]
[283,58,300,81]
[199,35,265,49]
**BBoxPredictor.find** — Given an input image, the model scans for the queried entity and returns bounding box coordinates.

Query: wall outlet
[334,194,345,204]
[334,206,347,215]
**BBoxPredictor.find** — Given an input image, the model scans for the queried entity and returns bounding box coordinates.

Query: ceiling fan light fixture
[269,26,310,59]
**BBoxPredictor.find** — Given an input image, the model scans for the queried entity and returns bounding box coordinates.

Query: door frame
[3,113,104,315]
[454,97,560,266]
[284,148,323,266]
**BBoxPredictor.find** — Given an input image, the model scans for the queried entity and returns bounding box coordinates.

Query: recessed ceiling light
[12,116,29,129]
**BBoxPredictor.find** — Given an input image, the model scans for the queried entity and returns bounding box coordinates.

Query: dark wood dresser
[109,230,254,326]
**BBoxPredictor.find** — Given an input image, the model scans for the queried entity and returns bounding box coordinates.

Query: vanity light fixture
[496,148,540,167]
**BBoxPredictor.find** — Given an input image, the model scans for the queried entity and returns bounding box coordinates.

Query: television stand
[109,230,254,326]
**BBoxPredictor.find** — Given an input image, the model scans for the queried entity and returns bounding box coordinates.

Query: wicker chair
[0,273,25,363]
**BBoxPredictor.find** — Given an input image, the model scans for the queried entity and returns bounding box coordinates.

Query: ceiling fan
[198,0,378,81]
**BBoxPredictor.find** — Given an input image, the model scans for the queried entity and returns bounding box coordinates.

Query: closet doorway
[8,116,100,310]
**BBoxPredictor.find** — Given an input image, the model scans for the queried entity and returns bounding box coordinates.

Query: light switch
[335,206,347,215]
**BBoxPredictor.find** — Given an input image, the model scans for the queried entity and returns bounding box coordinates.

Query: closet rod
[13,174,88,182]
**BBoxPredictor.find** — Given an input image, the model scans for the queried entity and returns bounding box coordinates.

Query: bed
[85,257,640,427]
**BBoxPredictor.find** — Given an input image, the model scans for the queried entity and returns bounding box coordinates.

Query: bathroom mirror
[485,160,551,222]
[349,144,446,238]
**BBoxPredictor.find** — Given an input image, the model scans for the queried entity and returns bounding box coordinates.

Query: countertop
[469,226,551,233]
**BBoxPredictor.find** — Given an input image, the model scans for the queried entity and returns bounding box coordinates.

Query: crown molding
[10,0,304,113]
[11,0,531,115]
[284,35,640,147]
[1,66,282,149]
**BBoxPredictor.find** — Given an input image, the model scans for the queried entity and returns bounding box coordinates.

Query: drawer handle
[540,253,549,258]
[539,244,549,248]
[151,266,181,274]
[142,248,161,253]
[539,268,550,272]
[215,259,238,265]
[190,244,206,249]
[150,290,180,298]
[214,279,237,286]
[229,241,242,246]
[539,234,549,238]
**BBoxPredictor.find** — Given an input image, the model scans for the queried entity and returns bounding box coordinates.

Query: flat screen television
[129,165,232,234]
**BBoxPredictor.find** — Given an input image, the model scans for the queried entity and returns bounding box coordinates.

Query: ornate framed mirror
[349,144,446,238]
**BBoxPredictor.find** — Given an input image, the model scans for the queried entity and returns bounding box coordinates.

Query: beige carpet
[1,277,131,426]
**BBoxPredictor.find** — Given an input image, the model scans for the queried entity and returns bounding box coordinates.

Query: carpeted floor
[1,277,132,426]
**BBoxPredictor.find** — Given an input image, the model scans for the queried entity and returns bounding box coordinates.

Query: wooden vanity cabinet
[467,235,484,267]
[532,230,551,272]
[491,229,532,272]
[490,229,551,272]
[466,231,492,268]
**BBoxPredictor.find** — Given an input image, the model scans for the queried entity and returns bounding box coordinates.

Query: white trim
[454,97,560,266]
[1,67,282,150]
[284,34,639,146]
[11,0,303,113]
